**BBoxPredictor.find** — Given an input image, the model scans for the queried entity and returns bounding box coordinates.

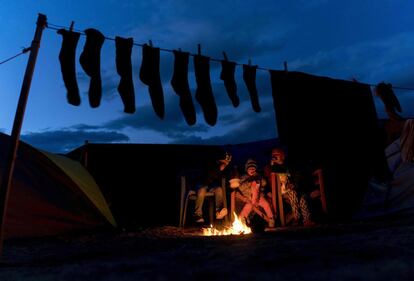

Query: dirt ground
[1,218,414,281]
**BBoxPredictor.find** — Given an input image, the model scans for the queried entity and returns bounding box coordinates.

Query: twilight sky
[1,0,414,153]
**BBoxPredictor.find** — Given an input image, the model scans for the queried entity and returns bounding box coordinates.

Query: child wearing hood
[238,159,275,228]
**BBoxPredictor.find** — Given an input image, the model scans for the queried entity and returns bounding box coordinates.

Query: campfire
[202,212,252,236]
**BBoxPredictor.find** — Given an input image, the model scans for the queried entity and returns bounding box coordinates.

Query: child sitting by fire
[236,159,275,228]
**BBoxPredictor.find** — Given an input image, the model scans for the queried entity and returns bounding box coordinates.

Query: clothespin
[222,51,228,61]
[283,61,288,72]
[197,44,201,56]
[69,21,75,32]
[22,47,31,53]
[148,40,153,47]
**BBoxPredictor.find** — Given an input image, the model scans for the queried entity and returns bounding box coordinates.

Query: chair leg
[221,178,229,224]
[270,173,277,217]
[182,193,190,227]
[208,198,214,225]
[179,176,186,227]
[275,175,285,227]
[230,190,235,222]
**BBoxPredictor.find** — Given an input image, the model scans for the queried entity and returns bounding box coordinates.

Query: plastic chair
[179,175,228,227]
[270,169,327,227]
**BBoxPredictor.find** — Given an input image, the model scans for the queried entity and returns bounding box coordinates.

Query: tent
[357,131,414,219]
[0,133,116,239]
[356,162,414,219]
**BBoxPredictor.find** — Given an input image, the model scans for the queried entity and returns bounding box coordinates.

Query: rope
[0,47,31,66]
[46,22,414,91]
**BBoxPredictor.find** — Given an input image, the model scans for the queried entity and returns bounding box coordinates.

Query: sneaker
[194,214,205,223]
[216,208,228,220]
[268,218,275,228]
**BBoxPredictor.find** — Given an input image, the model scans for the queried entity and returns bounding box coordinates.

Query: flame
[202,212,252,236]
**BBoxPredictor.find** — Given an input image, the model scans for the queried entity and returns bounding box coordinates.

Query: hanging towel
[220,60,239,107]
[171,50,196,125]
[115,36,135,114]
[269,70,391,219]
[243,64,261,112]
[57,29,81,106]
[79,28,105,108]
[139,44,165,119]
[194,54,217,126]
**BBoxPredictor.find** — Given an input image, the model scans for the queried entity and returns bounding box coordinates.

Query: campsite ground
[1,218,414,281]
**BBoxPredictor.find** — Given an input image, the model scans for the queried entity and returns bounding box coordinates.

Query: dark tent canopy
[0,133,116,239]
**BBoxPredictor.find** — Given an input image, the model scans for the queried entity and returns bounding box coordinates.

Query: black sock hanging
[79,28,105,108]
[243,64,261,112]
[171,50,196,125]
[139,44,165,119]
[115,36,135,114]
[220,60,239,107]
[57,29,81,106]
[194,54,217,126]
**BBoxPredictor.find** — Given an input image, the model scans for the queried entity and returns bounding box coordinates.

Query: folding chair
[270,170,327,227]
[179,175,228,227]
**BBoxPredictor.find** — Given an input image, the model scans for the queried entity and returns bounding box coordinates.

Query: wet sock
[139,44,165,119]
[57,29,81,106]
[79,28,105,108]
[115,36,135,113]
[194,54,217,126]
[220,60,239,107]
[243,64,261,112]
[171,50,196,125]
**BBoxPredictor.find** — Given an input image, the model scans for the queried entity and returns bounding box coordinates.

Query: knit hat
[245,159,258,171]
[218,151,232,164]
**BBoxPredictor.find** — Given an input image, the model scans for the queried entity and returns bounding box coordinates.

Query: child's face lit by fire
[271,149,285,165]
[247,167,256,176]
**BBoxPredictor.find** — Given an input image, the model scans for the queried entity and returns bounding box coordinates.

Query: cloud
[125,1,290,69]
[28,80,277,153]
[170,105,277,145]
[76,69,119,101]
[21,129,129,153]
[284,31,414,89]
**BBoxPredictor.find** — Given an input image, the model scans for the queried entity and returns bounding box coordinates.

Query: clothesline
[0,22,412,94]
[46,22,272,70]
[45,21,414,92]
[0,47,31,66]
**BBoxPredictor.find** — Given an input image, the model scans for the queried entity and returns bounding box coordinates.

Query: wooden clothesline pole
[0,13,47,257]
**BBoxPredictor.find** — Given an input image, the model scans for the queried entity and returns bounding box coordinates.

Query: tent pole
[0,13,47,257]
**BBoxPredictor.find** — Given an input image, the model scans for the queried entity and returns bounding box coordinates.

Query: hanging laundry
[139,44,165,119]
[115,36,135,114]
[220,60,239,107]
[269,70,391,219]
[79,28,105,108]
[194,54,217,126]
[374,82,403,121]
[243,64,261,112]
[57,29,81,106]
[171,50,196,125]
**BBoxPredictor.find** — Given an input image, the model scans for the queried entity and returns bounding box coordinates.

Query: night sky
[1,0,414,153]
